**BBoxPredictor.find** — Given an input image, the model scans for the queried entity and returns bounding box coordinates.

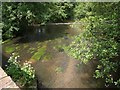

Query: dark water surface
[2,24,103,88]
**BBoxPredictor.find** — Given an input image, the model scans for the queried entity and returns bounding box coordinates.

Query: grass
[31,46,46,61]
[5,46,15,54]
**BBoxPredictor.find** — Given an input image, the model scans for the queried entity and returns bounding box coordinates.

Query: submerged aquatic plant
[43,53,52,61]
[31,46,46,61]
[54,45,64,52]
[55,66,64,73]
[5,46,15,54]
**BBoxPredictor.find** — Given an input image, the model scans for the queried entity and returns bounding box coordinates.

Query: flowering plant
[6,53,35,87]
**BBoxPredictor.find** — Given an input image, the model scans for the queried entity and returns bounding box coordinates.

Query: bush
[6,53,35,87]
[66,2,120,87]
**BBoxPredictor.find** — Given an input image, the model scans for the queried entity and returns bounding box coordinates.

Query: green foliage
[2,2,74,40]
[6,53,35,87]
[2,3,35,39]
[20,62,35,86]
[66,34,95,64]
[73,3,93,20]
[66,2,120,87]
[114,79,120,88]
[3,2,120,88]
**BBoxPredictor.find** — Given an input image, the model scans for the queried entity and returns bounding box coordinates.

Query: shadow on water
[15,25,70,43]
[2,53,9,70]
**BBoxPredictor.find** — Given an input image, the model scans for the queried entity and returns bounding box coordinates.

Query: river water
[2,23,103,88]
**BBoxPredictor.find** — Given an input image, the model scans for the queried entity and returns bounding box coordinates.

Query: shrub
[66,2,120,87]
[6,53,35,87]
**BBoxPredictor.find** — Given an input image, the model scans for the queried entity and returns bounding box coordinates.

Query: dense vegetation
[6,53,35,87]
[2,2,120,88]
[2,2,74,40]
[66,2,120,87]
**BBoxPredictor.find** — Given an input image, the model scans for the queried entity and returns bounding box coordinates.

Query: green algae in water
[30,50,35,54]
[54,45,64,52]
[23,44,29,49]
[2,39,12,44]
[15,45,20,50]
[55,66,64,73]
[5,46,15,53]
[36,42,41,46]
[43,54,52,61]
[31,46,46,61]
[27,47,36,54]
[29,48,35,51]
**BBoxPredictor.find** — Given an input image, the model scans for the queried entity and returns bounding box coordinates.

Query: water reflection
[16,24,74,43]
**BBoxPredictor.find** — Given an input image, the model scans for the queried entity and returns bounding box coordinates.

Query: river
[2,23,103,88]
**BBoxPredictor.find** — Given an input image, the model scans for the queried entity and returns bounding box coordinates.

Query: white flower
[12,53,15,55]
[15,57,17,60]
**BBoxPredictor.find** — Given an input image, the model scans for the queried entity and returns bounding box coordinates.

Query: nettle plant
[6,53,35,87]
